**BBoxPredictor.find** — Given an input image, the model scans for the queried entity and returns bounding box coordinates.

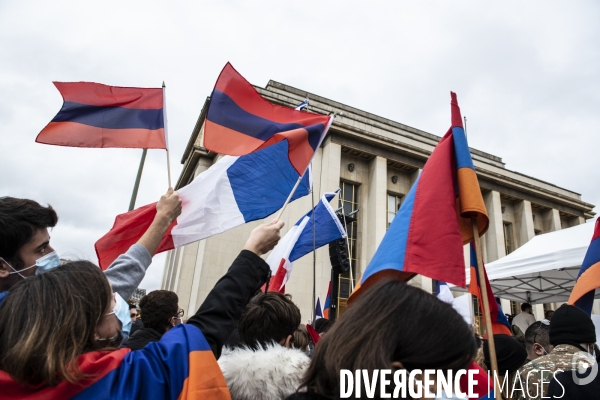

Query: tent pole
[472,216,501,400]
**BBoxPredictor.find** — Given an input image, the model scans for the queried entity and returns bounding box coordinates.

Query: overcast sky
[1,1,599,292]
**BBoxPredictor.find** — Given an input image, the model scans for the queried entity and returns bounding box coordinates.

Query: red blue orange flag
[468,242,512,336]
[569,218,600,315]
[36,82,167,149]
[323,281,332,319]
[204,63,333,175]
[0,324,230,399]
[351,92,488,300]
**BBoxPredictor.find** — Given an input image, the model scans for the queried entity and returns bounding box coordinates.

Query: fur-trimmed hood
[218,344,310,400]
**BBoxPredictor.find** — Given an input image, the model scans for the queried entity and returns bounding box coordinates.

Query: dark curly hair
[139,290,179,334]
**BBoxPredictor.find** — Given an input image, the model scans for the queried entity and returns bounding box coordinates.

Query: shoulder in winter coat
[219,343,310,400]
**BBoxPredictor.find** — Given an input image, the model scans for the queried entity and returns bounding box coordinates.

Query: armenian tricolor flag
[323,281,332,319]
[36,82,167,149]
[0,325,230,400]
[468,243,512,336]
[569,218,600,315]
[204,63,333,175]
[351,93,488,300]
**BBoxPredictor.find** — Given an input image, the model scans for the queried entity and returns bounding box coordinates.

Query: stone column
[483,191,506,263]
[365,156,387,263]
[542,209,562,232]
[514,200,535,248]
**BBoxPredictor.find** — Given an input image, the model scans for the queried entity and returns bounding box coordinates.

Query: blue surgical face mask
[111,292,132,337]
[3,251,61,279]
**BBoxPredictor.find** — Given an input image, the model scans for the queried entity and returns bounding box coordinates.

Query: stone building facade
[161,80,595,323]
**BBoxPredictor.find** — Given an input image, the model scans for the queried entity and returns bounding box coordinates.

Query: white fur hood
[218,344,310,400]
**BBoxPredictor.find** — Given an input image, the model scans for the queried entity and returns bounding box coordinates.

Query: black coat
[547,368,600,399]
[121,327,163,350]
[187,250,270,359]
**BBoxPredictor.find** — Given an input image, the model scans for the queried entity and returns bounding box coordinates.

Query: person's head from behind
[521,303,532,314]
[313,318,333,336]
[302,280,477,397]
[550,304,597,355]
[238,292,301,350]
[524,321,552,360]
[293,324,310,353]
[129,303,138,322]
[139,290,181,334]
[545,309,554,320]
[0,197,59,292]
[483,335,527,376]
[0,261,122,387]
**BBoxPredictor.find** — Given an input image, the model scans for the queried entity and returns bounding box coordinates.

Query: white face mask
[2,251,61,279]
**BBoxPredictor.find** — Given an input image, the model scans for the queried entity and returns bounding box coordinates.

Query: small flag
[460,361,495,400]
[95,140,310,269]
[435,281,455,304]
[350,92,488,301]
[468,243,512,336]
[36,82,167,149]
[295,98,309,111]
[266,189,346,292]
[569,218,600,315]
[315,297,323,319]
[323,282,332,319]
[204,63,332,175]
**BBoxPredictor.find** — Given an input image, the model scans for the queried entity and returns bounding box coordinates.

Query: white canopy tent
[465,218,599,304]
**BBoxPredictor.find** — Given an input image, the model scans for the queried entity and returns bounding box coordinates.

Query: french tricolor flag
[266,190,346,292]
[95,140,311,270]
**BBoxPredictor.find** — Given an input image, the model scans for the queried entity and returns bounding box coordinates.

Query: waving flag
[295,98,309,111]
[315,297,323,319]
[460,362,495,400]
[468,243,512,336]
[323,282,332,319]
[569,218,600,315]
[436,281,455,304]
[204,63,332,175]
[0,325,230,400]
[266,189,346,292]
[350,92,488,301]
[36,82,167,149]
[95,140,310,269]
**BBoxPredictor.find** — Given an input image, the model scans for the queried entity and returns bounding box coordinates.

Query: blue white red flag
[204,63,332,175]
[266,189,346,292]
[36,82,167,149]
[295,98,309,111]
[436,281,455,304]
[315,297,323,319]
[569,218,600,315]
[95,140,311,269]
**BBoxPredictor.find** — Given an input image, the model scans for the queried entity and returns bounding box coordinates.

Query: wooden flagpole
[471,216,501,400]
[163,81,172,188]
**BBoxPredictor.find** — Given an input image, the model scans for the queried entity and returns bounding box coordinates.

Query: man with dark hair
[129,304,138,323]
[516,304,597,399]
[512,302,536,336]
[523,320,552,362]
[0,189,181,305]
[544,309,554,320]
[313,318,333,336]
[122,290,182,350]
[218,292,309,400]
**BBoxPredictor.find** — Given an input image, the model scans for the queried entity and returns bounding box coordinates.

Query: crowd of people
[0,192,598,399]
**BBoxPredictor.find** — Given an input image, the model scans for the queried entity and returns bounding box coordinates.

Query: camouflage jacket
[514,344,581,400]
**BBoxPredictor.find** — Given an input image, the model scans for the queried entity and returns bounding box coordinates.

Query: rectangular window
[510,301,518,316]
[503,222,514,254]
[386,193,404,229]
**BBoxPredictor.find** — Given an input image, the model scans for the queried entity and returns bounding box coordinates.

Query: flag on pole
[323,282,332,319]
[266,189,346,292]
[435,281,455,304]
[204,63,332,175]
[468,243,512,336]
[315,297,323,319]
[295,98,309,111]
[36,82,167,149]
[350,92,488,301]
[95,140,311,270]
[569,218,600,315]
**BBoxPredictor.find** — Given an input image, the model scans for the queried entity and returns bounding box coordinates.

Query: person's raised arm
[187,220,284,358]
[105,188,182,300]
